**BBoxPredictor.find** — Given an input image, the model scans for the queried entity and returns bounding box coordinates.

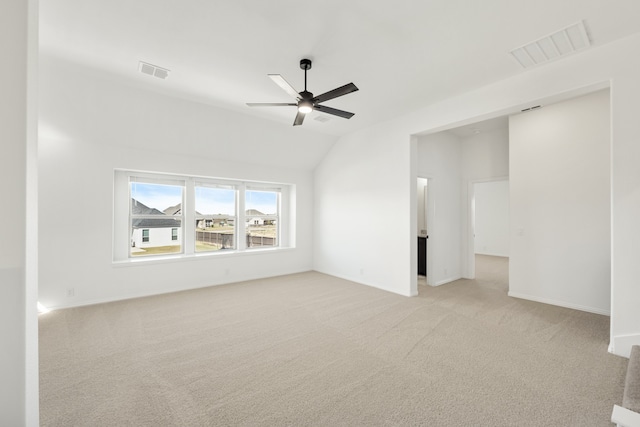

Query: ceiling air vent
[521,105,542,112]
[510,21,590,69]
[314,115,331,123]
[138,61,170,79]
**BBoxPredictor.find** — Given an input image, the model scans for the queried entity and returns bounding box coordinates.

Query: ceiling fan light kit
[247,59,359,126]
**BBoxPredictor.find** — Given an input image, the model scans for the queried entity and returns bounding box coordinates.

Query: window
[114,170,291,262]
[195,185,237,252]
[245,189,279,248]
[130,179,184,257]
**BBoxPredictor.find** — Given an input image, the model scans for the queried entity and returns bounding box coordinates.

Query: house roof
[163,204,181,216]
[131,199,181,229]
[164,203,203,216]
[131,199,164,216]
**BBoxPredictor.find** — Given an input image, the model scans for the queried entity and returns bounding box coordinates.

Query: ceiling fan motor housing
[299,90,313,100]
[300,59,312,70]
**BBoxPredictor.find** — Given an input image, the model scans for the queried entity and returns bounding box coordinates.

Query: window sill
[112,246,295,267]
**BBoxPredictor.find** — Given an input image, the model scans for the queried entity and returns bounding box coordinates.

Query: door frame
[464,176,509,279]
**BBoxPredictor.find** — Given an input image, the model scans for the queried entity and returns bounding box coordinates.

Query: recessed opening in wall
[113,170,295,263]
[412,85,611,319]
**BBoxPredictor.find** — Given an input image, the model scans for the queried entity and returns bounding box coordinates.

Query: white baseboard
[474,251,509,258]
[612,405,640,427]
[312,268,414,297]
[507,291,610,316]
[611,334,640,358]
[43,268,314,311]
[432,276,462,287]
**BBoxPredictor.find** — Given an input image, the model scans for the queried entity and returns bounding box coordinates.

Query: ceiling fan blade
[293,111,306,126]
[268,74,301,100]
[312,83,358,104]
[314,104,355,119]
[246,103,297,107]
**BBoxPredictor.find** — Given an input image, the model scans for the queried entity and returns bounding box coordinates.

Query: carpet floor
[39,255,627,426]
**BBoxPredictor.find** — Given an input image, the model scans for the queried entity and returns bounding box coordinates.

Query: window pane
[245,190,278,248]
[245,190,277,215]
[130,182,183,257]
[131,218,182,257]
[195,187,236,215]
[195,186,236,252]
[131,182,182,214]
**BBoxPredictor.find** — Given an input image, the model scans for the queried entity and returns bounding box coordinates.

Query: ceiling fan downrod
[300,58,312,93]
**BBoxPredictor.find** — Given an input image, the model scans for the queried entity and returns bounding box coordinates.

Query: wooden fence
[196,230,276,249]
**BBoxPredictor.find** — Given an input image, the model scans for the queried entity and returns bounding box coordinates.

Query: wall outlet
[225,268,230,276]
[359,268,364,275]
[66,288,75,297]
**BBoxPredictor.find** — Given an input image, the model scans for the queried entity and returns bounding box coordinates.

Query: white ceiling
[39,0,640,137]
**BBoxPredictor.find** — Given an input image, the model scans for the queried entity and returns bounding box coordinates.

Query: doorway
[417,177,431,286]
[467,178,509,284]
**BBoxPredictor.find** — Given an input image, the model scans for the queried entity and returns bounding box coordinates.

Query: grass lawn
[131,245,181,256]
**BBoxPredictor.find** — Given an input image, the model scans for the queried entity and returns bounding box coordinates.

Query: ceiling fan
[247,59,359,126]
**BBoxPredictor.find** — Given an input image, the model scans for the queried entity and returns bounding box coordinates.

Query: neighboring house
[131,199,181,248]
[245,209,276,227]
[167,204,233,229]
[163,204,182,216]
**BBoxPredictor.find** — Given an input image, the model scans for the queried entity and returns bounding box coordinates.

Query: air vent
[510,21,590,69]
[521,105,542,112]
[138,61,170,79]
[314,115,330,123]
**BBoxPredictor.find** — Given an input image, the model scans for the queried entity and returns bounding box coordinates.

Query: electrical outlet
[359,268,364,275]
[66,288,75,297]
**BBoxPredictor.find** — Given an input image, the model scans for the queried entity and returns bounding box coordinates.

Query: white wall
[38,54,336,310]
[474,180,509,257]
[314,33,640,357]
[0,0,39,424]
[416,132,462,286]
[461,128,510,180]
[314,124,415,295]
[508,90,610,315]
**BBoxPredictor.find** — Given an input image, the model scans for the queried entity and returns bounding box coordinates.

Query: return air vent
[314,115,331,123]
[510,21,590,69]
[138,61,170,79]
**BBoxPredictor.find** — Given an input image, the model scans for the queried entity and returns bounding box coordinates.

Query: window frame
[113,170,291,263]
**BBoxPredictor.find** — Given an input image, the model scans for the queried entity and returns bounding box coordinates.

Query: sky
[131,183,181,212]
[131,183,277,216]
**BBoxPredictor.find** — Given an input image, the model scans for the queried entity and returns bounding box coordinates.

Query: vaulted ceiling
[39,0,640,136]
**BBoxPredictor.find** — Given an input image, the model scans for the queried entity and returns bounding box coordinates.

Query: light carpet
[39,255,627,426]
